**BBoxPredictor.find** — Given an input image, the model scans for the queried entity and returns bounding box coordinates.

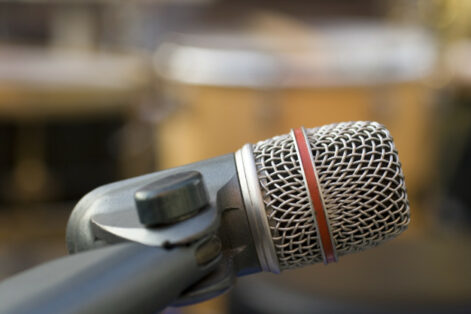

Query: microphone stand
[0,240,220,314]
[0,157,242,313]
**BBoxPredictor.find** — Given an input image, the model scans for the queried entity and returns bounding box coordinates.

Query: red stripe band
[292,127,337,264]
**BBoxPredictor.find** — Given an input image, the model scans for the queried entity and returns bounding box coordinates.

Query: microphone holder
[65,154,244,307]
[0,155,244,313]
[88,171,236,306]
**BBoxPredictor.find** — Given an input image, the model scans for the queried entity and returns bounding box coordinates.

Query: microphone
[234,121,410,273]
[0,121,410,314]
[68,120,409,290]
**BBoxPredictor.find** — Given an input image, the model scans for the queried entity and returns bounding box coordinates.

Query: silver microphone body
[67,121,410,276]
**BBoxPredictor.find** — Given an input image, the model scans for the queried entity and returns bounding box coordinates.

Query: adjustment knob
[134,171,209,226]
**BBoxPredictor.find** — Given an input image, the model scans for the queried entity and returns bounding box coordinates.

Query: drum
[154,20,437,204]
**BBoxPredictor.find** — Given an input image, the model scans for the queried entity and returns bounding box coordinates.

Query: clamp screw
[134,171,208,226]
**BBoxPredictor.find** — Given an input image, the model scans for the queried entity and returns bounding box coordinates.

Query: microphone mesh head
[252,121,410,270]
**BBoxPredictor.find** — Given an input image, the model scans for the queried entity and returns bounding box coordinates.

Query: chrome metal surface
[235,144,280,273]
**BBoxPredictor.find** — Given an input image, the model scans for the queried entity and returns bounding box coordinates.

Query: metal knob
[134,171,209,226]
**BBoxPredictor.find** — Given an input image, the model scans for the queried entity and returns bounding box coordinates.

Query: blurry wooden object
[0,46,155,203]
[0,46,149,119]
[154,18,437,203]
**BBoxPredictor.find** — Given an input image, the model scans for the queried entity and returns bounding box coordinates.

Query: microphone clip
[66,155,241,306]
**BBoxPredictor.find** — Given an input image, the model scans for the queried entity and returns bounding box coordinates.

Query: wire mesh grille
[253,121,410,270]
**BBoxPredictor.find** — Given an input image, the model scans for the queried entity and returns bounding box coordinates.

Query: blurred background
[0,0,471,313]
